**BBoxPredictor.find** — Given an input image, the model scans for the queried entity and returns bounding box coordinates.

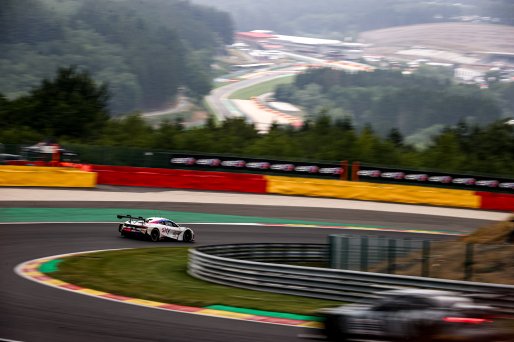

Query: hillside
[190,0,513,36]
[360,23,514,60]
[0,0,233,114]
[273,68,511,138]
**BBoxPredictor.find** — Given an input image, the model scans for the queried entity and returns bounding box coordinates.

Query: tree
[387,128,404,148]
[356,124,381,163]
[184,50,214,99]
[96,114,153,147]
[276,68,505,137]
[421,130,465,171]
[28,66,110,139]
[1,0,232,114]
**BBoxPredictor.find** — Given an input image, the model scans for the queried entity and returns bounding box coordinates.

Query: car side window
[413,298,434,310]
[374,298,402,311]
[397,296,434,310]
[374,296,432,311]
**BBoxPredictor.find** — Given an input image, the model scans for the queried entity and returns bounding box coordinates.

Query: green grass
[52,247,342,315]
[229,75,295,100]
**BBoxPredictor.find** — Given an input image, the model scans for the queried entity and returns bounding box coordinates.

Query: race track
[0,196,504,342]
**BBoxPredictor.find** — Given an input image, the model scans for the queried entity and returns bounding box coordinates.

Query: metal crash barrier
[188,243,514,315]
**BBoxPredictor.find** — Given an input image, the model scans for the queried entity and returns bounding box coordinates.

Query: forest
[190,0,514,36]
[1,0,513,177]
[273,68,514,143]
[0,0,233,114]
[1,68,513,177]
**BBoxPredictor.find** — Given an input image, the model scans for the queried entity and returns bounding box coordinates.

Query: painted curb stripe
[39,259,62,273]
[101,293,133,301]
[15,251,322,328]
[79,288,108,296]
[205,305,322,321]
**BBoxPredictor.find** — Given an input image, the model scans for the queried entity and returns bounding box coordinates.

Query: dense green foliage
[0,67,109,140]
[0,0,233,114]
[190,0,511,36]
[2,68,513,176]
[274,68,511,139]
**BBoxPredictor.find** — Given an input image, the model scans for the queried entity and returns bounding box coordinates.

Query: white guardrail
[188,243,514,315]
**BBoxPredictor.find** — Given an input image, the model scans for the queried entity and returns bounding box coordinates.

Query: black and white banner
[357,164,514,192]
[169,153,344,178]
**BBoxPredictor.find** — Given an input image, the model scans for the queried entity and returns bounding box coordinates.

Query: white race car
[117,214,195,242]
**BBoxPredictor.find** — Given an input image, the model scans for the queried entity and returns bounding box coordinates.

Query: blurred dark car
[316,289,510,342]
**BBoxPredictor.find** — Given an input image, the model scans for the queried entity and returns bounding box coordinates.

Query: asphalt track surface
[0,197,503,342]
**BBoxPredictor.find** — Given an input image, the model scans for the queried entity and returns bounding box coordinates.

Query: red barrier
[91,165,267,194]
[476,192,514,211]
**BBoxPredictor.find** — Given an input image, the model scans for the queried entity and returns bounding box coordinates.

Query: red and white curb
[15,249,322,329]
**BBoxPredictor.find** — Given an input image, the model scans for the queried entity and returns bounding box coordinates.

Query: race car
[117,214,195,242]
[316,289,509,342]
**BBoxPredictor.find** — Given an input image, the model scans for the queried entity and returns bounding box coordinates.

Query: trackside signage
[357,164,514,192]
[169,153,344,179]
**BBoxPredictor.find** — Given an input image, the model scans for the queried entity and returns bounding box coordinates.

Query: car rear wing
[117,214,145,222]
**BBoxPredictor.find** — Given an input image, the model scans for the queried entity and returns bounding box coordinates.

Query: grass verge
[229,75,295,100]
[52,247,342,315]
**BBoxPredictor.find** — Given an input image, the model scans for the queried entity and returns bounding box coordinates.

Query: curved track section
[0,199,502,342]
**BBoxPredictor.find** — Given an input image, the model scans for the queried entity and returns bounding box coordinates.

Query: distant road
[205,67,300,122]
[205,54,373,124]
[140,96,191,117]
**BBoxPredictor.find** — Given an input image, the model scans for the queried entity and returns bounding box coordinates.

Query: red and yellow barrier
[476,192,514,211]
[0,165,96,188]
[265,176,481,209]
[92,165,267,194]
[3,162,512,211]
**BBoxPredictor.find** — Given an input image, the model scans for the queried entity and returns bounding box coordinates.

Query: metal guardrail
[188,243,514,315]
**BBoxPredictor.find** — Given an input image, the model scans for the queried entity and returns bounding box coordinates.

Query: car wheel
[182,229,193,242]
[150,229,160,242]
[404,322,434,342]
[324,316,348,341]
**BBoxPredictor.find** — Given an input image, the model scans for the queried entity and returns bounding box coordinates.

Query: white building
[454,67,485,83]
